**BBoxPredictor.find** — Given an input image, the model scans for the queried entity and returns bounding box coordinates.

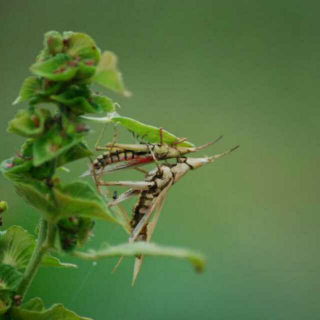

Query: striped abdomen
[93,150,150,170]
[131,190,158,241]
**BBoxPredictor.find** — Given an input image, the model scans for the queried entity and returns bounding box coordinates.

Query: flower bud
[0,201,8,213]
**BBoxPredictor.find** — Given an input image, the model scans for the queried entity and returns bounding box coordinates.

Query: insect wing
[132,256,144,286]
[129,180,173,243]
[146,184,170,241]
[81,155,155,177]
[131,181,173,285]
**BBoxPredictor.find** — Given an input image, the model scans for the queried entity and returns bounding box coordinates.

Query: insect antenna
[193,135,223,151]
[95,123,108,151]
[208,145,240,162]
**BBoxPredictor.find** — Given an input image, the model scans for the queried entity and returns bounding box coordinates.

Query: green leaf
[63,32,100,63]
[52,181,118,222]
[0,264,23,290]
[0,226,76,270]
[1,157,33,181]
[1,141,91,182]
[82,113,194,147]
[8,108,51,138]
[12,178,118,223]
[0,289,14,315]
[21,297,45,312]
[75,242,206,272]
[10,303,92,320]
[56,142,93,167]
[36,31,62,63]
[91,95,115,113]
[33,115,88,166]
[0,264,22,313]
[58,217,94,252]
[13,77,62,105]
[13,77,41,105]
[92,51,131,96]
[33,32,101,82]
[30,53,77,82]
[45,31,63,55]
[51,85,114,114]
[13,179,58,218]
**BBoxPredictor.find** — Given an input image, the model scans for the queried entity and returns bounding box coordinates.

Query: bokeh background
[1,1,319,319]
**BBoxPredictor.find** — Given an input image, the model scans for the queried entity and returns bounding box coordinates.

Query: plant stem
[17,219,56,297]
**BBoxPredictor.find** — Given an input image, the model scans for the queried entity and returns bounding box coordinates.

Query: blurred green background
[1,1,319,319]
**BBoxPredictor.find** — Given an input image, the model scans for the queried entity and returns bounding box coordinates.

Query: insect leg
[98,180,155,190]
[159,127,163,146]
[134,167,149,175]
[95,123,108,151]
[103,189,132,234]
[146,144,161,172]
[108,123,119,154]
[112,256,124,274]
[90,160,103,195]
[108,189,140,207]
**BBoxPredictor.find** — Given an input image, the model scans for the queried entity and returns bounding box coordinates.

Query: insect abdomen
[131,191,155,241]
[93,150,148,170]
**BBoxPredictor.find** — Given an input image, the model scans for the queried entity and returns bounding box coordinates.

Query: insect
[82,128,223,177]
[99,145,239,284]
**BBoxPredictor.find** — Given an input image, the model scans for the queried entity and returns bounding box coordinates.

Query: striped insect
[99,145,239,284]
[82,129,223,177]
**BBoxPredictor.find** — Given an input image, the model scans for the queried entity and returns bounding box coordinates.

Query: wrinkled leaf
[0,264,23,290]
[58,217,95,252]
[0,226,76,270]
[33,116,88,166]
[13,77,41,105]
[13,76,62,105]
[13,178,58,218]
[82,113,194,147]
[51,85,114,114]
[1,142,92,183]
[56,142,93,167]
[12,178,118,223]
[75,242,205,272]
[45,31,63,55]
[1,158,33,180]
[63,32,100,64]
[36,31,62,63]
[21,297,45,312]
[31,32,100,83]
[30,53,77,82]
[52,181,117,222]
[92,51,131,96]
[0,289,14,315]
[10,302,92,320]
[0,264,22,314]
[8,108,51,138]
